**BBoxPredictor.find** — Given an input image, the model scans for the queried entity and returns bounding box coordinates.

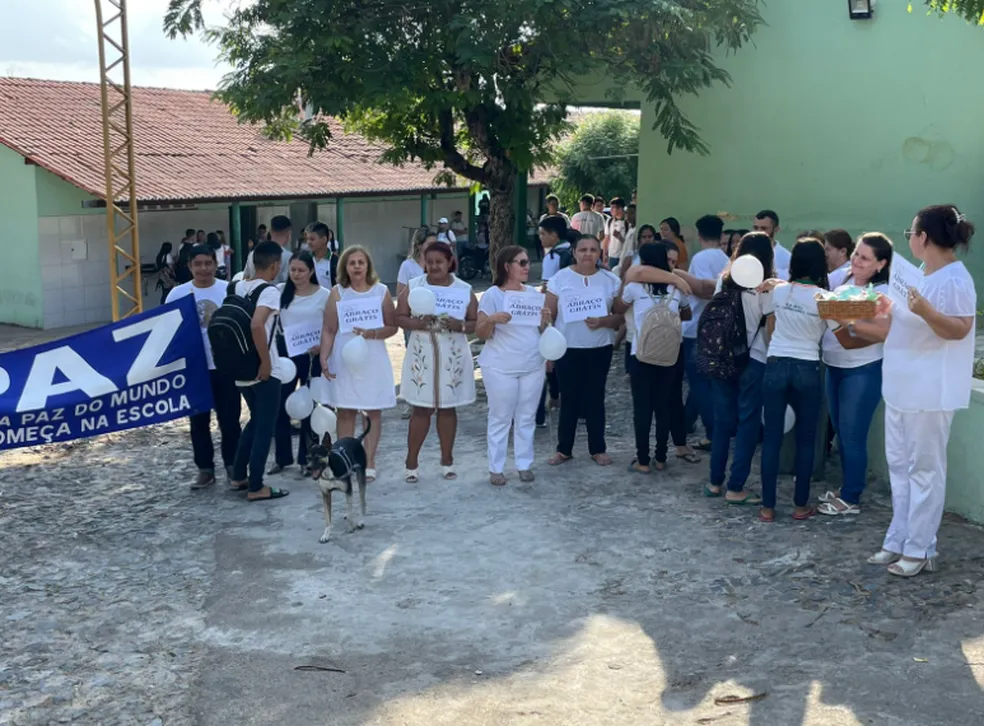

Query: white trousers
[882,404,954,559]
[482,366,544,474]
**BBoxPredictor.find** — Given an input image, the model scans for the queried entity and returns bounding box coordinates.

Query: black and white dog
[307,414,370,544]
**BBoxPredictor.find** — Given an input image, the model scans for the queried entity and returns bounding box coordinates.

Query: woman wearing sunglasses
[476,246,553,485]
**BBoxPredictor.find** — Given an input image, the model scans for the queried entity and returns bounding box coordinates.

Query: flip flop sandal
[490,473,507,486]
[887,557,937,577]
[818,490,840,503]
[792,507,817,521]
[229,481,248,492]
[627,460,650,474]
[817,498,861,516]
[758,509,775,523]
[548,453,572,466]
[442,465,457,480]
[867,550,902,565]
[365,468,377,483]
[694,440,712,452]
[404,468,419,483]
[675,452,701,464]
[248,487,290,502]
[654,461,667,471]
[726,494,763,506]
[592,454,612,466]
[703,485,723,498]
[266,464,287,475]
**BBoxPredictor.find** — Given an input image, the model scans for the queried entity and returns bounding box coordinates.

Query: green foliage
[551,112,640,211]
[915,1,984,24]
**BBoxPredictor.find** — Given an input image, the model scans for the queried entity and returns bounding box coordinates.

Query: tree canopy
[918,1,984,24]
[165,0,762,256]
[550,112,640,212]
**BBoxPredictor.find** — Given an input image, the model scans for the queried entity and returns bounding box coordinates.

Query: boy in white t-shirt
[166,244,242,489]
[229,240,289,502]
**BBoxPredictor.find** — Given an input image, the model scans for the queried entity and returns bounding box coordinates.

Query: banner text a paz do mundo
[0,295,213,451]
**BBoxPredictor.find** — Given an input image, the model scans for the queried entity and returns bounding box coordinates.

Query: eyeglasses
[510,259,530,267]
[904,229,917,240]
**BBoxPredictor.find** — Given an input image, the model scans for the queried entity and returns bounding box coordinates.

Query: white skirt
[400,330,476,409]
[323,331,396,410]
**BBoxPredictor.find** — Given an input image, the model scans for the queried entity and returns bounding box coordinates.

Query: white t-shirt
[541,242,572,282]
[828,262,851,290]
[397,258,424,286]
[218,245,232,271]
[713,277,774,364]
[773,242,791,281]
[477,286,545,375]
[277,284,331,341]
[570,210,607,238]
[605,217,629,258]
[821,283,888,369]
[437,230,457,245]
[234,279,281,385]
[165,279,227,370]
[883,261,977,412]
[548,267,621,349]
[683,247,730,339]
[767,282,826,361]
[311,252,333,288]
[244,245,293,284]
[621,282,683,356]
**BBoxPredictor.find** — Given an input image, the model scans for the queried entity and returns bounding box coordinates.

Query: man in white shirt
[305,221,336,287]
[570,194,607,238]
[166,244,242,489]
[602,197,629,269]
[436,217,457,246]
[823,229,855,288]
[753,209,791,280]
[540,194,571,226]
[244,215,294,283]
[450,210,468,242]
[678,215,731,445]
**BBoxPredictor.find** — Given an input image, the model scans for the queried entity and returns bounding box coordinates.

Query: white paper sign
[503,291,546,327]
[336,297,384,335]
[283,320,323,357]
[560,291,607,323]
[433,287,471,320]
[888,255,922,305]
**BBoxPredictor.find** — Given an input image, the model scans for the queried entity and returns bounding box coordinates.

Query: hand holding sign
[503,291,546,327]
[336,298,384,335]
[560,291,607,323]
[888,255,922,306]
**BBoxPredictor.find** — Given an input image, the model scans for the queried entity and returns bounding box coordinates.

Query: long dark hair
[494,245,527,287]
[849,233,894,286]
[915,205,975,250]
[280,250,318,308]
[661,217,683,242]
[723,232,774,292]
[155,242,173,270]
[789,238,829,289]
[638,240,671,296]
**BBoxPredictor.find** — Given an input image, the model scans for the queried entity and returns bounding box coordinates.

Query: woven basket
[816,299,877,321]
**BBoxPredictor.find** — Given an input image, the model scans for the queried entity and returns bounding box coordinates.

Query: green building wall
[0,145,42,327]
[633,3,984,286]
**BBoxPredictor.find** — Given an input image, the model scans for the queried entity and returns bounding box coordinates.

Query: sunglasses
[509,258,530,267]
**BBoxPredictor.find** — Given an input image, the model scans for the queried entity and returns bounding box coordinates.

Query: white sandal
[441,465,457,480]
[867,549,902,565]
[818,490,839,503]
[888,557,937,577]
[365,468,377,483]
[817,498,861,516]
[404,468,419,483]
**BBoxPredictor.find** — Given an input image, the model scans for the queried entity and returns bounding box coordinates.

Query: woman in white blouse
[818,233,894,516]
[272,251,331,474]
[758,238,829,523]
[867,206,976,577]
[397,228,438,298]
[545,234,623,466]
[476,245,552,485]
[320,246,399,482]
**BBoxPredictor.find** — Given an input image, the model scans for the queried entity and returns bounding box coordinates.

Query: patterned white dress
[401,275,477,409]
[323,283,397,410]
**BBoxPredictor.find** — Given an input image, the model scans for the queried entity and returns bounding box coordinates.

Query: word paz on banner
[0,295,213,451]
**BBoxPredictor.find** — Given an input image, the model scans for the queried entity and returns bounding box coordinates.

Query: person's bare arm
[251,306,273,381]
[625,266,693,297]
[395,286,436,331]
[673,269,715,299]
[832,315,890,348]
[320,287,340,376]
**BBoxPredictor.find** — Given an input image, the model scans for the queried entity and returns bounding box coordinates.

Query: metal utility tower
[93,0,142,320]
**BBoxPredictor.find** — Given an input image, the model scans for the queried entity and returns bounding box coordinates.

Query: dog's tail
[357,410,372,443]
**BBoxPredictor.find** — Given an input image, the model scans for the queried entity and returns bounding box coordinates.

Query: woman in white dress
[476,245,552,486]
[395,241,478,482]
[320,246,398,481]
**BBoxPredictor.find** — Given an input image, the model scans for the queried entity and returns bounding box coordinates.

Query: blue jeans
[233,377,281,492]
[761,357,822,509]
[709,359,765,491]
[826,360,883,505]
[683,337,713,439]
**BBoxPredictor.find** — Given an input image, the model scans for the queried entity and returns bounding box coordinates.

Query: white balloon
[308,375,328,403]
[285,387,315,420]
[731,254,765,289]
[762,405,796,434]
[310,404,337,438]
[274,357,297,383]
[232,271,245,282]
[409,287,437,316]
[538,326,568,362]
[341,336,370,374]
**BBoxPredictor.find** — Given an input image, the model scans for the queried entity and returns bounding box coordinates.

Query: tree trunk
[486,164,516,271]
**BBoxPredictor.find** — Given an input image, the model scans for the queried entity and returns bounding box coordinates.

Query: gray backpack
[636,295,682,366]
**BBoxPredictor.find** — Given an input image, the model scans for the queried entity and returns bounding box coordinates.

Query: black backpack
[207,282,276,381]
[549,244,574,272]
[696,288,751,381]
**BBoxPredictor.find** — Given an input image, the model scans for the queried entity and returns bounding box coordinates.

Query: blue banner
[0,295,213,451]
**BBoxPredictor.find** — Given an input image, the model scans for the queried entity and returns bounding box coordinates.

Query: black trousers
[273,354,320,467]
[189,369,242,472]
[555,345,613,457]
[628,350,686,465]
[535,368,561,425]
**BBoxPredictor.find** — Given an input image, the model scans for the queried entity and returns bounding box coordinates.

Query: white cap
[438,217,449,224]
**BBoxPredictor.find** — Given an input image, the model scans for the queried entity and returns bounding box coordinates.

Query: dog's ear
[322,432,333,449]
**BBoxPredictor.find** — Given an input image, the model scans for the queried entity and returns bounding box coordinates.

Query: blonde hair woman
[320,246,399,482]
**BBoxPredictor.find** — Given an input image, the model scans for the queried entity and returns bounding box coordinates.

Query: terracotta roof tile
[0,78,550,203]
